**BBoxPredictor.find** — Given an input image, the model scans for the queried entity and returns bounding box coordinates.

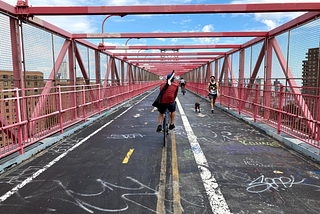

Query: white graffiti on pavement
[247,175,305,193]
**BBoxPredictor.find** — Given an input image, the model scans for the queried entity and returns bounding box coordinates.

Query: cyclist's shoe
[169,124,175,130]
[156,125,162,132]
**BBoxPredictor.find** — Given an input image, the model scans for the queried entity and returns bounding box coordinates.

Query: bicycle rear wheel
[163,114,168,147]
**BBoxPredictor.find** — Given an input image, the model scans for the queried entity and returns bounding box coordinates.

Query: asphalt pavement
[0,88,320,214]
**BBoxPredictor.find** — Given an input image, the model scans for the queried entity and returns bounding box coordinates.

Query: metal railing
[0,81,160,158]
[187,82,320,149]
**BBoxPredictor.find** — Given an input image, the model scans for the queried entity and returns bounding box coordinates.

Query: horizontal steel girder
[100,45,241,50]
[125,57,216,60]
[114,52,225,56]
[21,3,320,16]
[73,32,268,39]
[130,61,209,63]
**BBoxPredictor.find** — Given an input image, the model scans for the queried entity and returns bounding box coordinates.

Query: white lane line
[0,91,153,203]
[176,98,231,214]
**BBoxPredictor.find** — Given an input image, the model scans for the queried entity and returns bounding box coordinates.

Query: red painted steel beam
[26,17,72,39]
[100,45,241,50]
[126,57,216,60]
[73,32,268,39]
[130,61,209,63]
[114,52,225,56]
[25,3,320,16]
[0,0,16,14]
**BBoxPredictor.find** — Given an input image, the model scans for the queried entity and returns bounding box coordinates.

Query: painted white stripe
[0,91,153,203]
[176,98,231,214]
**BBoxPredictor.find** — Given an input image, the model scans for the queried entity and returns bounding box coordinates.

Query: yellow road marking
[274,170,283,174]
[156,146,167,213]
[171,130,182,214]
[145,122,148,125]
[122,149,134,164]
[152,109,155,112]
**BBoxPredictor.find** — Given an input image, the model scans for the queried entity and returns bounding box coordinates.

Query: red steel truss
[73,32,268,39]
[100,45,241,50]
[8,3,320,16]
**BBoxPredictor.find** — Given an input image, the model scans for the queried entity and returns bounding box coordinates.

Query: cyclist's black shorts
[158,101,176,114]
[181,83,185,87]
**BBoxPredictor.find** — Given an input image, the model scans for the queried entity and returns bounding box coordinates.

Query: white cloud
[196,37,220,44]
[98,0,192,6]
[230,0,318,29]
[202,24,214,32]
[171,38,178,42]
[41,16,97,33]
[156,38,166,41]
[261,19,277,30]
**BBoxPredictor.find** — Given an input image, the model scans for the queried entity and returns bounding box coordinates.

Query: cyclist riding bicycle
[156,73,179,132]
[180,78,186,89]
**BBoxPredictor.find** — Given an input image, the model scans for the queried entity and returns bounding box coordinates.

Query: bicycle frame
[162,108,169,147]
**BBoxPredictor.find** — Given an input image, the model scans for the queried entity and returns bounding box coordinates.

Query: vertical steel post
[265,38,273,119]
[98,84,101,115]
[254,83,259,123]
[14,88,23,155]
[10,18,27,140]
[239,49,245,86]
[277,85,284,134]
[215,60,218,80]
[95,50,100,84]
[316,92,320,145]
[57,85,63,134]
[239,83,243,115]
[69,40,76,121]
[82,85,86,123]
[228,82,231,110]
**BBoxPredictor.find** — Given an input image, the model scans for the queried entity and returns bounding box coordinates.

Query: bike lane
[175,91,320,214]
[0,89,167,214]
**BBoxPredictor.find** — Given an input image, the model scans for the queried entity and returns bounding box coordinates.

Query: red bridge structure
[0,1,320,161]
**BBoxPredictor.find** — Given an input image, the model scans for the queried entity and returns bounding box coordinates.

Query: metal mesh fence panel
[231,51,240,83]
[288,18,320,90]
[218,58,223,80]
[272,32,289,85]
[115,58,121,83]
[0,14,13,72]
[75,43,88,81]
[251,41,265,80]
[244,46,252,84]
[53,34,69,82]
[100,52,108,82]
[89,48,95,83]
[22,22,54,81]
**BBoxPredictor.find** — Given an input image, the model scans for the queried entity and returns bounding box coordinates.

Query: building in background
[58,60,68,82]
[0,70,44,145]
[302,47,319,95]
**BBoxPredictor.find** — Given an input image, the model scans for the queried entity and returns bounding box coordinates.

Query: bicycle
[162,107,170,147]
[181,85,186,95]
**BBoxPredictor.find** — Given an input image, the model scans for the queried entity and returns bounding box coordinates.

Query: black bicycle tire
[163,114,168,147]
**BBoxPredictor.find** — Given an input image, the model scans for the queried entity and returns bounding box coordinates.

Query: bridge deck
[0,89,320,214]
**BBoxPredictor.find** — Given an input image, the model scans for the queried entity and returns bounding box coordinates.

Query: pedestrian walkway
[0,88,320,214]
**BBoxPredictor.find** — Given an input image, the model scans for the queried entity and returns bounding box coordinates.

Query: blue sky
[3,0,318,53]
[2,0,319,84]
